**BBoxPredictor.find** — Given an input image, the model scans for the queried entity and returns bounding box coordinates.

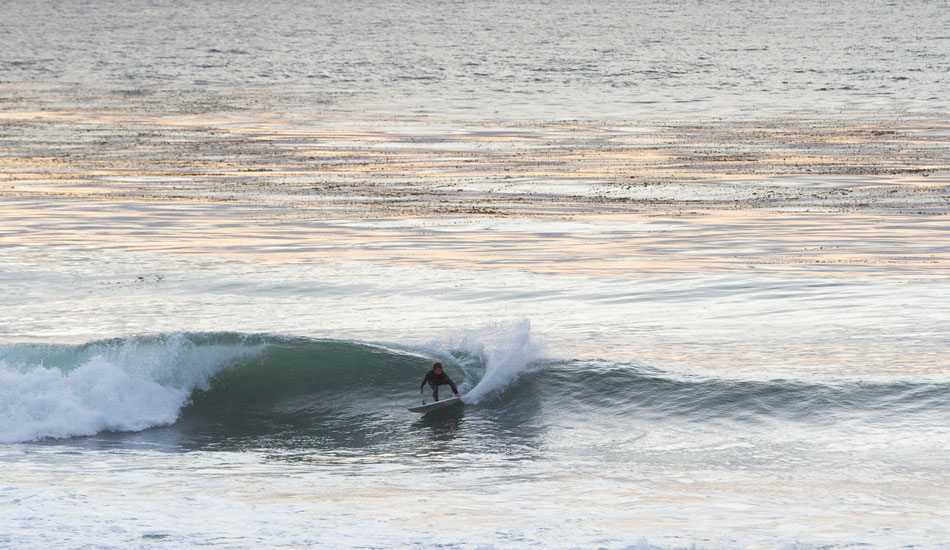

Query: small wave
[538,360,950,424]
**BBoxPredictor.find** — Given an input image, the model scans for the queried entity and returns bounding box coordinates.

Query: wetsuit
[420,369,458,401]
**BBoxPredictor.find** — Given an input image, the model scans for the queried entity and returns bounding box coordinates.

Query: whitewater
[3,0,950,548]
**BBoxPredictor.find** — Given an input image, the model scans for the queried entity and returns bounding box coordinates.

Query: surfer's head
[433,362,443,372]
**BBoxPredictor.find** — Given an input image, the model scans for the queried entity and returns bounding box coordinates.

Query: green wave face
[4,332,947,455]
[0,333,446,449]
[178,336,443,451]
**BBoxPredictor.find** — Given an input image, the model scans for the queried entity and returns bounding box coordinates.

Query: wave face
[542,361,950,425]
[3,329,947,448]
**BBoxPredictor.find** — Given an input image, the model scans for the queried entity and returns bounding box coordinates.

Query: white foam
[421,320,545,404]
[0,335,263,443]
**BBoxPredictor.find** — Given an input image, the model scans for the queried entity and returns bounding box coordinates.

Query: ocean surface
[2,1,950,549]
[2,0,948,118]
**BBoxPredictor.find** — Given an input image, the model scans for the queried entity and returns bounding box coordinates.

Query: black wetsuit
[420,369,458,401]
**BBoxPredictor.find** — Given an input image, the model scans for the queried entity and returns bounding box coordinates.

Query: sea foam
[421,319,545,404]
[0,334,263,443]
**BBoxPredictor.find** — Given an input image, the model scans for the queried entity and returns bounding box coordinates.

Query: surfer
[420,362,460,402]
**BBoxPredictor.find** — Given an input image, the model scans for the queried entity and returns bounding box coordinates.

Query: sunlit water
[2,1,950,548]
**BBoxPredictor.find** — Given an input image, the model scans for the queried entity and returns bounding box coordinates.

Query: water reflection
[414,405,465,440]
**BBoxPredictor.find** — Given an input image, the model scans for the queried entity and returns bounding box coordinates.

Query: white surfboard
[408,396,463,414]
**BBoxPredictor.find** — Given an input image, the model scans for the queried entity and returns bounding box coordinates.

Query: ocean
[1,0,949,548]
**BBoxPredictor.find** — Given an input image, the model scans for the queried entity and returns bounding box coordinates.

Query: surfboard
[408,396,462,414]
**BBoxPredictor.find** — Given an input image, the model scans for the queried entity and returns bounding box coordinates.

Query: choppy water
[2,1,950,549]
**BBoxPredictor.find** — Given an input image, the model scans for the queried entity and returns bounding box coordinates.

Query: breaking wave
[2,323,946,447]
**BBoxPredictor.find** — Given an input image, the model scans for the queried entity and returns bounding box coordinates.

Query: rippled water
[2,1,950,548]
[2,0,947,117]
